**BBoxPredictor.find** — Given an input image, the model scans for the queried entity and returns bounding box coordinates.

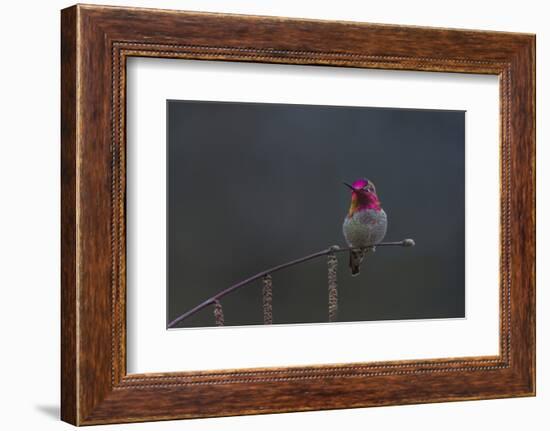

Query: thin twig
[167,239,415,328]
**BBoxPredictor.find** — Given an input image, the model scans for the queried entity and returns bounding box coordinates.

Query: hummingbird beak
[343,182,355,191]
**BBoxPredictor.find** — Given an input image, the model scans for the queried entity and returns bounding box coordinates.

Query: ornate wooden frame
[61,4,535,425]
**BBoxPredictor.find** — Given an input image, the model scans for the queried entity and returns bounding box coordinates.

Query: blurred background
[168,100,465,327]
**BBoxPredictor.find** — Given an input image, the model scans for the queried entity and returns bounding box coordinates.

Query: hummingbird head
[343,178,382,216]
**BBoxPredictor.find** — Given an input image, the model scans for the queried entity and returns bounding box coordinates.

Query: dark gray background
[167,100,465,328]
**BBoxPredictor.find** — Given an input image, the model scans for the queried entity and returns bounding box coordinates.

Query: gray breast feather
[342,209,387,248]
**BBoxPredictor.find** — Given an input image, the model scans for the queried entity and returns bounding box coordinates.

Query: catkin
[263,274,273,325]
[214,300,224,326]
[327,251,338,322]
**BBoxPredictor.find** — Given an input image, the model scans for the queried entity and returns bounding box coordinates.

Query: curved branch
[167,239,415,328]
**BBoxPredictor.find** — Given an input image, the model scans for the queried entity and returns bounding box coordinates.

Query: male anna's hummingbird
[342,178,388,276]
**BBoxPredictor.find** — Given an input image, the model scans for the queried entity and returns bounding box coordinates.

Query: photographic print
[167,100,465,329]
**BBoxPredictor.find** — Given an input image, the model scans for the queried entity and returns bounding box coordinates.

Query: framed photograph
[61,4,535,425]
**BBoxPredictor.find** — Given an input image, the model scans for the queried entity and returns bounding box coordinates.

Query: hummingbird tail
[349,249,365,276]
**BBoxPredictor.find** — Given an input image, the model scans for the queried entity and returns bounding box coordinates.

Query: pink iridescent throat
[347,190,381,217]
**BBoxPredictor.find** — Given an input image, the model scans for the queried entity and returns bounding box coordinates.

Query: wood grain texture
[60,4,535,425]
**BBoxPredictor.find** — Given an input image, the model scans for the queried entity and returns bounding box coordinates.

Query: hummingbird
[342,178,388,276]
